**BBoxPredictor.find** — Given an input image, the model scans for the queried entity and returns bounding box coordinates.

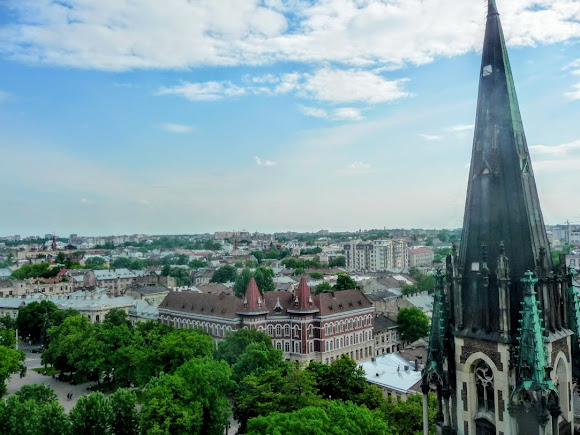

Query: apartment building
[344,239,408,272]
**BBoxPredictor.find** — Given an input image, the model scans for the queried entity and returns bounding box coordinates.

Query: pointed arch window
[475,361,495,414]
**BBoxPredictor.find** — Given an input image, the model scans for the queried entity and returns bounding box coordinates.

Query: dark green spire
[458,0,553,337]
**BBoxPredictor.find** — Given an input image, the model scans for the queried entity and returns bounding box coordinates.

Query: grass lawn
[32,367,60,376]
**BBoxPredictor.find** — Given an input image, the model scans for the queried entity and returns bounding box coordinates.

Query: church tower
[422,1,577,434]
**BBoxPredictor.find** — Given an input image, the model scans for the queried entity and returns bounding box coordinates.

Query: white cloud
[160,123,195,133]
[159,68,409,105]
[336,161,375,175]
[298,105,328,118]
[2,1,579,70]
[419,134,441,141]
[80,198,91,204]
[300,69,409,103]
[534,158,580,172]
[448,124,474,132]
[254,156,277,166]
[332,108,363,121]
[157,81,245,101]
[530,140,580,156]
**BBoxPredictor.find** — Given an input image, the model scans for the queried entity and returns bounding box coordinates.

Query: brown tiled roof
[159,291,241,319]
[315,289,373,316]
[263,291,293,316]
[195,283,232,295]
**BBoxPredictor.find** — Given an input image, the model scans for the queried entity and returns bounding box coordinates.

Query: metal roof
[359,354,422,394]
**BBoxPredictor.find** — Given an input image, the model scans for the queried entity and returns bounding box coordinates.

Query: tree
[167,267,191,287]
[234,268,253,296]
[334,273,357,290]
[215,329,272,365]
[253,267,275,293]
[84,256,108,269]
[160,264,171,276]
[234,364,322,433]
[232,342,285,383]
[0,393,71,435]
[211,265,238,283]
[383,394,436,435]
[55,252,67,265]
[109,389,140,435]
[397,307,430,343]
[141,358,233,435]
[189,258,207,269]
[17,300,62,343]
[0,314,16,330]
[0,345,25,396]
[307,355,368,404]
[11,263,58,279]
[247,401,390,435]
[315,281,333,294]
[70,392,113,435]
[310,272,324,279]
[14,384,57,403]
[250,250,264,265]
[328,256,346,268]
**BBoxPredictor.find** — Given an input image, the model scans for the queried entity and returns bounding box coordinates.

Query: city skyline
[1,1,579,235]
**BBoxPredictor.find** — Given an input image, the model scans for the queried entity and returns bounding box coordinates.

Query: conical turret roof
[238,277,268,314]
[288,277,319,313]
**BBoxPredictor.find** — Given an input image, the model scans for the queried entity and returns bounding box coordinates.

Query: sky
[0,0,579,237]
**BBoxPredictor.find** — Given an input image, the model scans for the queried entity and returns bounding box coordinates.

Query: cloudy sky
[0,0,579,237]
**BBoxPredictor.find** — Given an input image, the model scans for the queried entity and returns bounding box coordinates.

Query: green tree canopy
[84,256,108,269]
[17,300,65,343]
[234,364,322,433]
[382,394,437,435]
[11,263,58,280]
[0,345,25,396]
[315,281,333,294]
[234,267,275,296]
[141,358,233,435]
[232,342,285,383]
[334,274,357,291]
[0,393,71,435]
[250,250,264,264]
[108,389,140,435]
[215,329,272,366]
[247,401,391,435]
[70,392,113,435]
[211,265,238,283]
[328,256,346,268]
[397,307,430,343]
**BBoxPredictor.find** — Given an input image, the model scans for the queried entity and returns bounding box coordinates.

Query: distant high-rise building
[344,239,408,271]
[422,2,576,434]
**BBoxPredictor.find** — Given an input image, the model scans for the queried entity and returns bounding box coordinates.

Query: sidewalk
[5,344,93,412]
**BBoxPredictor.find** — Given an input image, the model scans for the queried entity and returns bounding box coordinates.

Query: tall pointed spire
[458,0,552,337]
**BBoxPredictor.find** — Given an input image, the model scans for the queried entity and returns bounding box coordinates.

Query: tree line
[2,309,436,434]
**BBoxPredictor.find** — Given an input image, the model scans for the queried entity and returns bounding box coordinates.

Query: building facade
[344,239,408,272]
[408,247,434,267]
[422,3,575,434]
[374,314,401,355]
[158,277,375,364]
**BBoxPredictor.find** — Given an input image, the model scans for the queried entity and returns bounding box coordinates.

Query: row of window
[324,315,373,336]
[325,331,371,351]
[160,316,233,337]
[324,346,373,363]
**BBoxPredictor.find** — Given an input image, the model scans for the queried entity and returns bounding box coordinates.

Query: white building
[359,353,422,401]
[344,239,408,272]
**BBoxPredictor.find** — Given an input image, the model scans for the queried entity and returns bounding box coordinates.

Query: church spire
[288,277,318,313]
[457,0,553,337]
[238,277,268,314]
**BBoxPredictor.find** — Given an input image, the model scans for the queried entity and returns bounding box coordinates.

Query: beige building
[408,247,434,267]
[374,315,401,355]
[344,239,408,272]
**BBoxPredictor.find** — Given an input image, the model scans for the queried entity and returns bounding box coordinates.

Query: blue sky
[0,0,579,236]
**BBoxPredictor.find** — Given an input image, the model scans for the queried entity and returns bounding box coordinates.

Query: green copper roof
[513,271,554,392]
[422,270,449,384]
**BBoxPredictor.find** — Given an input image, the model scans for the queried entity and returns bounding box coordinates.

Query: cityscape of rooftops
[0,1,579,434]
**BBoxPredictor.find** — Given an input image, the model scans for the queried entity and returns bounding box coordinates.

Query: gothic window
[285,342,290,352]
[294,325,300,338]
[276,342,282,350]
[475,361,495,414]
[284,325,290,336]
[268,325,274,336]
[276,324,282,336]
